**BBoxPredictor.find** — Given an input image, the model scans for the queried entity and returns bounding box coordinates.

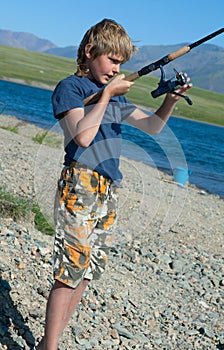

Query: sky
[1,0,224,48]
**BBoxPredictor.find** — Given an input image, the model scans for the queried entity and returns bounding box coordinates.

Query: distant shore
[1,77,224,127]
[1,76,55,91]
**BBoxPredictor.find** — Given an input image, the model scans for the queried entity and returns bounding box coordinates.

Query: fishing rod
[84,27,224,106]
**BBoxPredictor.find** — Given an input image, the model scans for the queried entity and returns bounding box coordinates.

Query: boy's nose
[113,64,120,74]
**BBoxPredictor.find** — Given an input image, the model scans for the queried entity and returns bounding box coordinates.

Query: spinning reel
[151,66,193,105]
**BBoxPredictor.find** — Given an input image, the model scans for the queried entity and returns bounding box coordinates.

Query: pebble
[0,115,224,349]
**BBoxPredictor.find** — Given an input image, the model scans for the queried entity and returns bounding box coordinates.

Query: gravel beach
[0,114,223,350]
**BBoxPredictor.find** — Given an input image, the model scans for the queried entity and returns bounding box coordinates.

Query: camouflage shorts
[53,162,120,289]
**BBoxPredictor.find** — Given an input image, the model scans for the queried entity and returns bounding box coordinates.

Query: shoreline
[0,112,223,199]
[1,77,224,128]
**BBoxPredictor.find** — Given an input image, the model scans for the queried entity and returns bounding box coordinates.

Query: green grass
[32,130,62,147]
[0,126,18,133]
[0,44,224,125]
[0,44,76,88]
[0,187,31,221]
[32,130,49,144]
[32,204,55,236]
[0,187,54,235]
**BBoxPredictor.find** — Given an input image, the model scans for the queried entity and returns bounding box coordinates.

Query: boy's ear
[85,43,93,58]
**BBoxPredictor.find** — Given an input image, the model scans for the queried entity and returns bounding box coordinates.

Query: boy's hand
[105,74,134,98]
[167,73,192,102]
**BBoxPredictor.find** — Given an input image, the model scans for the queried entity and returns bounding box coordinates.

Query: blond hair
[77,18,137,75]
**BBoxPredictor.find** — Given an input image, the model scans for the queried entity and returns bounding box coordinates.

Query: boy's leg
[36,279,89,350]
[36,166,119,349]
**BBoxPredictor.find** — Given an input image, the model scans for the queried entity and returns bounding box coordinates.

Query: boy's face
[87,53,123,84]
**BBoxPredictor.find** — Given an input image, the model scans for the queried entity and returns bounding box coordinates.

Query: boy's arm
[126,82,192,135]
[63,75,133,148]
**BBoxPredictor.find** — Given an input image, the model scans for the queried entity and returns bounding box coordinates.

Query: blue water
[0,79,223,198]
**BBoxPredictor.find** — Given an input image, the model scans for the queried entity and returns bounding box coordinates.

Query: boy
[36,18,191,350]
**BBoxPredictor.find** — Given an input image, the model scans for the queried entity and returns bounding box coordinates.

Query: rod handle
[168,45,190,61]
[124,71,140,82]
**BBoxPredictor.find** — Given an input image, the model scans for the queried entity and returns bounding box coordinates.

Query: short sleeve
[52,76,84,119]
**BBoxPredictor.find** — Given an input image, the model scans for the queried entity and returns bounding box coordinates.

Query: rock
[113,323,134,339]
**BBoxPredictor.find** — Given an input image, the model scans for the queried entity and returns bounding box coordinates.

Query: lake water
[0,79,223,198]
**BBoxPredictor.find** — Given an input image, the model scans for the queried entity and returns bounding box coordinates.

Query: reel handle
[151,67,192,105]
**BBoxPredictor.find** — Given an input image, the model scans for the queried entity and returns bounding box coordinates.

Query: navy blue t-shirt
[52,74,136,185]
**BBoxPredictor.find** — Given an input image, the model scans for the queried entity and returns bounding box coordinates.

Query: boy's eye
[109,57,121,65]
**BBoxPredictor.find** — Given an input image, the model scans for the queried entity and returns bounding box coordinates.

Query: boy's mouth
[105,74,113,81]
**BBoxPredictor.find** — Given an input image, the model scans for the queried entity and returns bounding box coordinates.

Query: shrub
[0,187,54,235]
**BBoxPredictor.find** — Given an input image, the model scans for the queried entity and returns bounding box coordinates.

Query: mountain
[1,29,224,93]
[0,29,57,52]
[45,46,78,59]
